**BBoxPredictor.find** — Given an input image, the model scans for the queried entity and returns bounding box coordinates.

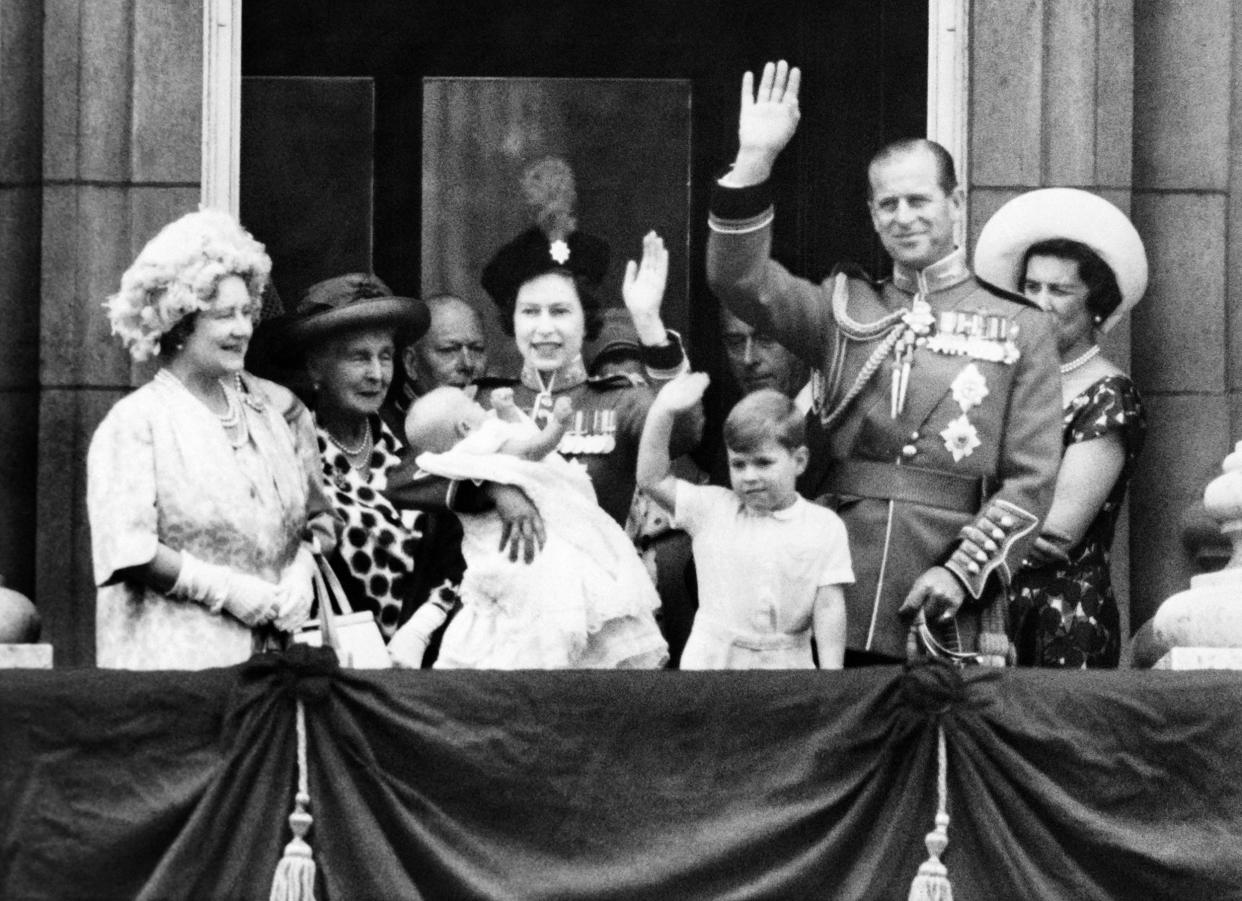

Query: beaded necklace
[1060,345,1100,375]
[326,421,374,475]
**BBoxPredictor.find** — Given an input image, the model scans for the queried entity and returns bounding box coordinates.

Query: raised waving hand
[722,60,802,187]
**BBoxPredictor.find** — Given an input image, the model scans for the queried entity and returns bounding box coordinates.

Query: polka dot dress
[316,417,424,638]
[1008,375,1146,668]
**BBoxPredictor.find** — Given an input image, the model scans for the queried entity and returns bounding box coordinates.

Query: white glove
[273,544,316,632]
[172,550,280,627]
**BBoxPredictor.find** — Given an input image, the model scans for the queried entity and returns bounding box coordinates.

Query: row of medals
[556,409,618,455]
[891,301,1020,418]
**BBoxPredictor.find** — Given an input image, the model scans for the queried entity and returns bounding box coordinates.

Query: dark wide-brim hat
[283,273,430,349]
[480,227,610,311]
[973,188,1147,334]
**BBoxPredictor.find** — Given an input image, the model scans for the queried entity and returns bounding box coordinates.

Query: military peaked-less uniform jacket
[707,182,1063,659]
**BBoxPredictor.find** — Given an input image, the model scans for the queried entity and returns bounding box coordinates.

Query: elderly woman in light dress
[87,209,335,669]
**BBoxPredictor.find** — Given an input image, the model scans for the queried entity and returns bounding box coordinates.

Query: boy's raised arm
[637,372,710,512]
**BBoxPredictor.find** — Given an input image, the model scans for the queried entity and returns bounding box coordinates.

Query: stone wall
[1128,0,1239,630]
[38,0,202,664]
[9,0,1236,664]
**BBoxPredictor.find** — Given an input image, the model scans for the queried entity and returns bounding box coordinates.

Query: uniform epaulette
[586,372,642,391]
[977,276,1040,309]
[830,260,881,288]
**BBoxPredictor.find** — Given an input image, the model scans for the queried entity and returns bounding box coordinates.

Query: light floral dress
[87,370,333,669]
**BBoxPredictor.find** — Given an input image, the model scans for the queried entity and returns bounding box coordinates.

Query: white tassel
[908,725,954,901]
[271,699,316,901]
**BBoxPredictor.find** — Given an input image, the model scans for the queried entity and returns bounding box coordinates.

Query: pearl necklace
[327,422,370,457]
[326,422,373,466]
[215,376,248,448]
[1060,345,1100,375]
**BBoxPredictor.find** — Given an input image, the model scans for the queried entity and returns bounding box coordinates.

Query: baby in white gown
[389,386,667,670]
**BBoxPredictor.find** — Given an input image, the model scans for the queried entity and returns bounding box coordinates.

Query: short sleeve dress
[1007,375,1147,668]
[87,370,326,669]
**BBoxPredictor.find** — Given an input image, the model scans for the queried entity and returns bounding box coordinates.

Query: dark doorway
[241,0,927,380]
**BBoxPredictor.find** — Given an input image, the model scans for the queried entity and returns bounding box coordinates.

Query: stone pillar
[1127,0,1236,633]
[39,0,202,664]
[0,0,44,599]
[966,0,1137,651]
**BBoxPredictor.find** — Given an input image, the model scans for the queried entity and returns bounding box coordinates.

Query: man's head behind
[867,139,962,272]
[720,310,808,397]
[405,295,488,391]
[404,385,486,453]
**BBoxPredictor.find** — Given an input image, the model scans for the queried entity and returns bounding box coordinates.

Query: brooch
[941,414,981,462]
[950,363,989,413]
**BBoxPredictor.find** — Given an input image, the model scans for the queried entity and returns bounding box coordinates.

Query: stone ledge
[0,643,52,668]
[1153,646,1242,670]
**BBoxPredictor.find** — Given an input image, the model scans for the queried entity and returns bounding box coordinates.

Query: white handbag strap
[314,552,356,615]
[309,555,342,655]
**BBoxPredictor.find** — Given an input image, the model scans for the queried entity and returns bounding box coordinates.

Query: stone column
[1127,0,1237,632]
[966,0,1137,652]
[38,0,202,664]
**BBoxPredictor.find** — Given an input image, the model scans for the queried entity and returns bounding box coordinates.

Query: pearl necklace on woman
[1060,344,1100,375]
[326,422,374,472]
[215,375,249,448]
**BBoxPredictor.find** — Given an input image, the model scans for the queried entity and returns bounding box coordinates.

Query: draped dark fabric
[3,653,1242,901]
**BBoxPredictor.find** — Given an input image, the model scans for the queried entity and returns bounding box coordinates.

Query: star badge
[549,239,571,264]
[940,414,982,462]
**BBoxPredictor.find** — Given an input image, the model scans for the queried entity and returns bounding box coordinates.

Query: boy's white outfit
[674,482,854,669]
[414,416,668,669]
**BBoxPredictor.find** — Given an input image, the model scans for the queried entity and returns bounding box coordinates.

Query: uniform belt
[822,460,985,513]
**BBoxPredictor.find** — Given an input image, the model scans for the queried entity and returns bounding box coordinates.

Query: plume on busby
[481,157,610,339]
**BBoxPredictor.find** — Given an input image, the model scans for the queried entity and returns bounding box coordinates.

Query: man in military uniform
[706,61,1063,662]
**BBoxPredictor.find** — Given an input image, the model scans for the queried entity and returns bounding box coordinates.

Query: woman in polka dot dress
[282,273,443,641]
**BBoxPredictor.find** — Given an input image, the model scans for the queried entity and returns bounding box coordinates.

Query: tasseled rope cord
[819,326,904,429]
[818,273,910,429]
[907,723,954,901]
[295,698,309,814]
[935,724,948,826]
[270,698,316,901]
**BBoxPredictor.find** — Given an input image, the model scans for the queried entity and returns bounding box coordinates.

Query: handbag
[294,552,391,668]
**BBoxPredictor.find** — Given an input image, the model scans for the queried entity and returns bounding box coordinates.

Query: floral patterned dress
[1007,375,1146,668]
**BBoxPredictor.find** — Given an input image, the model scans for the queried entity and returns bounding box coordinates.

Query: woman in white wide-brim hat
[973,188,1148,668]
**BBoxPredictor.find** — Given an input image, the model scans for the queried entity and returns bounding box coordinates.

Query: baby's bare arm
[490,388,523,423]
[498,396,572,459]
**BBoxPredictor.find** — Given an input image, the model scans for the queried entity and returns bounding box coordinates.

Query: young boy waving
[638,372,852,668]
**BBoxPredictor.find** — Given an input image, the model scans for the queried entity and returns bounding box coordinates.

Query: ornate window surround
[202,0,970,220]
